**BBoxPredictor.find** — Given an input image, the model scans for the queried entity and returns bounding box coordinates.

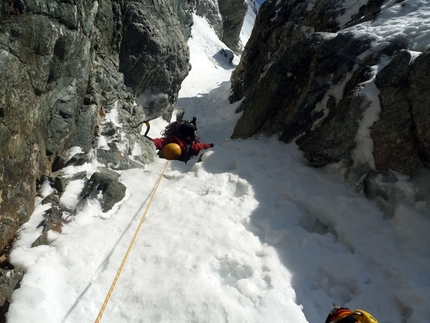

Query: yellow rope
[95,159,170,323]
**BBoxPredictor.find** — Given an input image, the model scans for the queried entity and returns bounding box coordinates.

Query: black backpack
[161,117,200,163]
[161,117,199,143]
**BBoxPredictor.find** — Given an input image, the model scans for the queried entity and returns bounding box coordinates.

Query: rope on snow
[94,159,171,323]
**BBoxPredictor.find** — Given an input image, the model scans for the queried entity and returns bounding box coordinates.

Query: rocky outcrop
[0,267,23,320]
[0,0,195,317]
[0,0,194,279]
[0,0,193,250]
[0,0,100,259]
[192,0,247,52]
[119,1,191,120]
[0,0,249,318]
[80,168,127,213]
[230,0,429,213]
[194,0,224,38]
[373,51,430,174]
[218,0,248,52]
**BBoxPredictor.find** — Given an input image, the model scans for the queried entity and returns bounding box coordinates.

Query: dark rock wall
[218,0,248,52]
[230,0,429,206]
[194,0,224,38]
[0,0,193,254]
[119,1,191,119]
[0,0,248,316]
[373,51,430,175]
[192,0,247,52]
[0,0,98,255]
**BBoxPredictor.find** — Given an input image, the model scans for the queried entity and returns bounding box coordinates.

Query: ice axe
[133,116,154,138]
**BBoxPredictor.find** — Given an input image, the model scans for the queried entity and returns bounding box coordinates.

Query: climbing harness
[94,159,170,323]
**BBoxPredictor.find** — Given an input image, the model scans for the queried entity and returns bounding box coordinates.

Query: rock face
[195,0,224,39]
[0,0,192,259]
[0,267,23,319]
[0,0,248,317]
[193,0,247,52]
[119,1,191,119]
[218,0,248,52]
[230,0,430,211]
[373,51,430,174]
[80,168,127,213]
[0,0,197,316]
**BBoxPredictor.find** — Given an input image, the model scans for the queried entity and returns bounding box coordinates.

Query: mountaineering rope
[94,159,171,323]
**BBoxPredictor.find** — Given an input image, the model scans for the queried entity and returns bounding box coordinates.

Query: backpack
[161,117,200,143]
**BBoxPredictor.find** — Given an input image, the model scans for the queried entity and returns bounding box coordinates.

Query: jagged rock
[218,0,248,52]
[0,0,195,254]
[0,0,99,253]
[54,177,68,194]
[32,201,70,246]
[373,50,430,175]
[52,155,68,172]
[66,153,92,167]
[119,2,191,120]
[194,0,224,38]
[96,139,155,171]
[74,105,99,153]
[193,0,247,52]
[31,232,50,247]
[231,30,374,142]
[41,194,60,206]
[219,49,234,64]
[230,0,429,213]
[38,206,62,233]
[171,0,194,39]
[80,168,126,212]
[0,267,24,319]
[72,171,89,181]
[101,122,117,137]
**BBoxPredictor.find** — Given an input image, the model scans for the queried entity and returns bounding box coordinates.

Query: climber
[324,305,378,323]
[148,117,214,162]
[220,48,234,65]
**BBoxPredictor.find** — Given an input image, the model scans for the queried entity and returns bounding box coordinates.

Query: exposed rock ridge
[0,0,249,314]
[0,0,196,252]
[218,0,248,52]
[230,0,430,213]
[192,0,247,52]
[0,3,197,313]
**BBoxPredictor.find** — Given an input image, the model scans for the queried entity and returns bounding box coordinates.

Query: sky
[6,2,430,323]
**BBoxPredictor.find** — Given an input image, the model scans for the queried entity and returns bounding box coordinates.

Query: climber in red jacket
[151,136,213,161]
[150,117,214,162]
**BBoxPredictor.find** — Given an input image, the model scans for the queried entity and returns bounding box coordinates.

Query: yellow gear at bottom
[351,310,378,323]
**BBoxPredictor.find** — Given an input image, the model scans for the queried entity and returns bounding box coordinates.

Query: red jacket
[151,136,212,156]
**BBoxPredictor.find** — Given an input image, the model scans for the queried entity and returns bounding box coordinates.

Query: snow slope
[7,6,430,323]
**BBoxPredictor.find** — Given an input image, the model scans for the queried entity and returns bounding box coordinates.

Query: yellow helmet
[326,306,378,323]
[351,310,378,323]
[161,143,181,160]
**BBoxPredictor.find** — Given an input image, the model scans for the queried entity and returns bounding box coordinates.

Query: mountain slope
[6,7,430,323]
